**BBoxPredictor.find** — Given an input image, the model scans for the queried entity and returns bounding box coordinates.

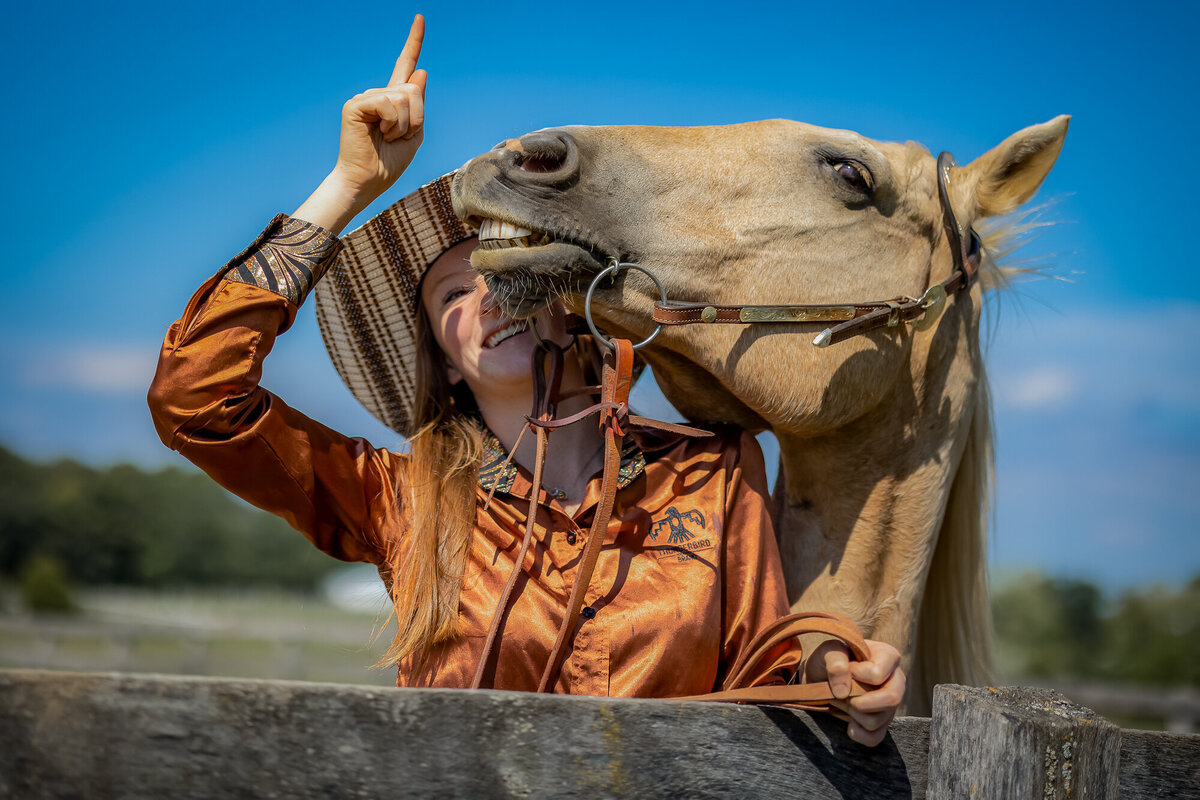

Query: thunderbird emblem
[651,506,706,544]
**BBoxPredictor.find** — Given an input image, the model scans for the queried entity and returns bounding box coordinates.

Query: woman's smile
[482,320,528,349]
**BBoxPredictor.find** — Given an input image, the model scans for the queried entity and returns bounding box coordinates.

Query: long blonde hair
[376,302,482,670]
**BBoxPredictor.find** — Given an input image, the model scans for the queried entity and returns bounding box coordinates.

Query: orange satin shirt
[148,218,801,697]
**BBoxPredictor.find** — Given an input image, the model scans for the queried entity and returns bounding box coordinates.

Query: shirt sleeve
[146,215,405,565]
[717,429,804,687]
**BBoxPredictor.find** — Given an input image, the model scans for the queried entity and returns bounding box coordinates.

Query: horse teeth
[479,218,537,242]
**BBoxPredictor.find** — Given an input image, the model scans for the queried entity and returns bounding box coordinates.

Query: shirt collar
[478,429,646,496]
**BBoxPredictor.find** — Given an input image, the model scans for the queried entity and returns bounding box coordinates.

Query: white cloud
[20,345,154,394]
[1000,366,1078,410]
[986,301,1200,416]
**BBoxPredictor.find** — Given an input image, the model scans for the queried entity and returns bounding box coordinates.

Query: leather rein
[650,152,982,347]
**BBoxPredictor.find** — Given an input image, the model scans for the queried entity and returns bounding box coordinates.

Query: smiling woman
[145,13,906,745]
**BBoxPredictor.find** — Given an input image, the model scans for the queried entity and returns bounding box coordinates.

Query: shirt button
[566,532,577,545]
[581,606,597,619]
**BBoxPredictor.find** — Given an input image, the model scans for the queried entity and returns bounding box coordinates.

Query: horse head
[453,118,1066,434]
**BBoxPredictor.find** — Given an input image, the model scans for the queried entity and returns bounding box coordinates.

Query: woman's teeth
[477,218,553,250]
[485,321,528,348]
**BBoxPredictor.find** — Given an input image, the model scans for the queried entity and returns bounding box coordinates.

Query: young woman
[148,15,905,745]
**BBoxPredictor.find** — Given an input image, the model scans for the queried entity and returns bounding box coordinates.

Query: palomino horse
[451,117,1068,712]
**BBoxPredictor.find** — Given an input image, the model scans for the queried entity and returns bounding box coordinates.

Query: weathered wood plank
[928,684,1121,800]
[0,669,927,800]
[1118,728,1200,799]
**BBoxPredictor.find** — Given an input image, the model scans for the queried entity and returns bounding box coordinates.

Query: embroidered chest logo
[652,506,705,543]
[650,507,715,562]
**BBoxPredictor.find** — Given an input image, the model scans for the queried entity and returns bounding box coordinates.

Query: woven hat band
[314,173,477,436]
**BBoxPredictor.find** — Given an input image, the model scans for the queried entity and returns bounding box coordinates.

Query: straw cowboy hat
[314,173,476,437]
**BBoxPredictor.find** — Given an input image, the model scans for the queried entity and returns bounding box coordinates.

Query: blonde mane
[908,218,1047,709]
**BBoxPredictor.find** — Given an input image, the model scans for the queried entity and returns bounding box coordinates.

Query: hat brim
[314,173,476,437]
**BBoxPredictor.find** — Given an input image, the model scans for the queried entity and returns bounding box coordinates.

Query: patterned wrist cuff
[224,215,344,305]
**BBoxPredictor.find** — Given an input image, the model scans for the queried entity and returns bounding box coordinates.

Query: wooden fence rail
[1,670,1197,799]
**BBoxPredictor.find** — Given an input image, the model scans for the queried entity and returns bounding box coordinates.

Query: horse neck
[772,315,982,659]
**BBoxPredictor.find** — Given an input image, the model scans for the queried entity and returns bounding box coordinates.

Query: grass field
[0,584,397,687]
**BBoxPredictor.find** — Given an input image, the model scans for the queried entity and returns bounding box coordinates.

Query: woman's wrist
[291,170,375,236]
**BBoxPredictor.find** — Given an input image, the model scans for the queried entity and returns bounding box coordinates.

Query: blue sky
[2,1,1197,590]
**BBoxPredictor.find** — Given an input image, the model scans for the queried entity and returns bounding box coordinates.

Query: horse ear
[960,115,1070,217]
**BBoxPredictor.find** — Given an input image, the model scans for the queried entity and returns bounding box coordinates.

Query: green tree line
[0,444,336,593]
[992,572,1200,686]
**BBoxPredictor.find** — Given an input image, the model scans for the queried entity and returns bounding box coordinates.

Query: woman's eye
[443,284,475,305]
[833,161,871,193]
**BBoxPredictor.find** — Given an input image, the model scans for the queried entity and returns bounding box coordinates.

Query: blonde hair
[376,302,482,672]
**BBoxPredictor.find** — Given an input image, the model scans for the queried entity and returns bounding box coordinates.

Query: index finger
[388,13,426,86]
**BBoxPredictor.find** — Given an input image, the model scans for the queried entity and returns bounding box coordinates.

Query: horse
[450,116,1069,712]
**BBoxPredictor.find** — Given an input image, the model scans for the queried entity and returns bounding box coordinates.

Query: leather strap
[470,421,547,689]
[650,149,981,348]
[537,339,635,692]
[677,610,872,711]
[652,266,970,347]
[472,344,564,689]
[937,151,980,289]
[678,681,869,710]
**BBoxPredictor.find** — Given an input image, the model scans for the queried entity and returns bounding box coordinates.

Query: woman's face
[420,239,571,400]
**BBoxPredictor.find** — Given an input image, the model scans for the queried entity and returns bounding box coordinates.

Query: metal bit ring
[584,261,667,351]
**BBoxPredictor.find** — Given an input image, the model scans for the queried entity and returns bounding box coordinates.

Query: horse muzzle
[452,129,614,316]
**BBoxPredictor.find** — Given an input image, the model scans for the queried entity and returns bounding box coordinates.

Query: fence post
[928,684,1121,799]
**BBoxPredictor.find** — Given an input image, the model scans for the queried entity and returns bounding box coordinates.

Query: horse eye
[833,161,871,193]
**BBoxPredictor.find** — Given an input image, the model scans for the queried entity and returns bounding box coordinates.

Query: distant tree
[1104,576,1200,685]
[992,572,1103,678]
[0,444,335,591]
[993,571,1200,687]
[19,554,75,613]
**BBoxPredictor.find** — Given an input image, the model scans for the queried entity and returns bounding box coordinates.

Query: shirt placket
[506,471,612,695]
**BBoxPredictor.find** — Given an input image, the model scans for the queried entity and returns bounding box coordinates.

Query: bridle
[625,152,983,348]
[469,152,977,705]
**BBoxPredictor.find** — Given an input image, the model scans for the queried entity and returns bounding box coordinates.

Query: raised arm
[294,13,428,233]
[147,16,431,564]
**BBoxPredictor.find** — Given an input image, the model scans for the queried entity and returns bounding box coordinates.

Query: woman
[148,14,904,745]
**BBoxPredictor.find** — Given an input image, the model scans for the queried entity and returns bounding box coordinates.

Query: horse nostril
[520,152,565,173]
[516,132,571,174]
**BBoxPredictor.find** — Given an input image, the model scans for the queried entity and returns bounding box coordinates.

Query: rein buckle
[910,284,948,332]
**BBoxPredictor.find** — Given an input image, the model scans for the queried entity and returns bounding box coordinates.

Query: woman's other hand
[806,638,906,747]
[293,14,427,234]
